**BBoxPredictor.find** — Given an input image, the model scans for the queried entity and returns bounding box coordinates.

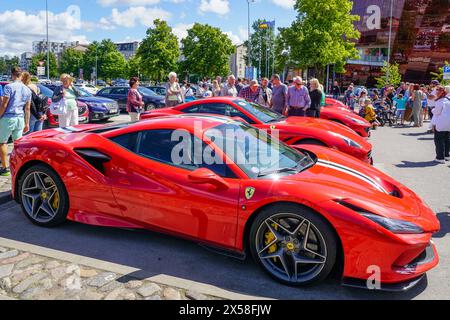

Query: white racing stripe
[317,159,389,194]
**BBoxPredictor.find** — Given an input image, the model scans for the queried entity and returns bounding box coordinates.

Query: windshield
[138,87,157,96]
[234,100,284,123]
[37,84,54,98]
[204,122,314,179]
[77,88,93,97]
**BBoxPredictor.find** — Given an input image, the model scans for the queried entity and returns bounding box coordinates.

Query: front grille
[78,106,87,114]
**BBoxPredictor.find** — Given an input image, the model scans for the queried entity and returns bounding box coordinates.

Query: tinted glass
[233,100,282,123]
[109,131,139,152]
[183,103,228,115]
[99,88,112,95]
[138,87,157,96]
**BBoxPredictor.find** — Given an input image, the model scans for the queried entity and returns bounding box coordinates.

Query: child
[393,94,407,125]
[364,99,379,129]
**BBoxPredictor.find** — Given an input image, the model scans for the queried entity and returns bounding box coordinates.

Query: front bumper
[89,110,120,121]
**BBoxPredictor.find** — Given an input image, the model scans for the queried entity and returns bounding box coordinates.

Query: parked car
[141,97,373,164]
[74,83,98,95]
[147,86,166,96]
[76,88,120,122]
[96,86,165,111]
[10,116,439,289]
[36,84,89,128]
[96,80,107,87]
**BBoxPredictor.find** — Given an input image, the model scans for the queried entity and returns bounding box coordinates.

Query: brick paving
[0,245,219,300]
[0,144,13,203]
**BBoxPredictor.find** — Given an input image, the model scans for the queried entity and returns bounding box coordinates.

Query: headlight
[331,132,362,148]
[346,116,366,125]
[361,213,424,234]
[87,103,105,108]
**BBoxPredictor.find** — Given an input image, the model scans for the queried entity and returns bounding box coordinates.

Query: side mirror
[188,168,229,189]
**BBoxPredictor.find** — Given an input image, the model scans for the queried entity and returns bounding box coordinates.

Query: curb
[0,237,268,300]
[0,191,12,205]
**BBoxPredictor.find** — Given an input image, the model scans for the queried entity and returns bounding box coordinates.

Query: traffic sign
[37,67,45,76]
[443,65,450,80]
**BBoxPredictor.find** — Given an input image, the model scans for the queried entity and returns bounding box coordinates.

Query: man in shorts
[0,67,31,176]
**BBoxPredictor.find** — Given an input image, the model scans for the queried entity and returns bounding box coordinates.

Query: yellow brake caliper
[52,189,59,210]
[265,223,278,262]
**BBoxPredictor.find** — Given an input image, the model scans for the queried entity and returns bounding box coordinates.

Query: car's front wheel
[249,204,337,286]
[19,165,69,227]
[145,103,157,111]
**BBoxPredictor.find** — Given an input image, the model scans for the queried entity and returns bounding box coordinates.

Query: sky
[0,0,298,57]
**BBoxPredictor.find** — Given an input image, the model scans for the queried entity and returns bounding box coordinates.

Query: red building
[343,0,450,86]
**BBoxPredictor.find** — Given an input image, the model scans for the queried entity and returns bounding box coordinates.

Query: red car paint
[141,97,373,163]
[321,98,371,138]
[9,116,439,288]
[46,100,89,127]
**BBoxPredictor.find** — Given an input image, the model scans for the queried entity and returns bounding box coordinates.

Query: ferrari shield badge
[245,187,256,200]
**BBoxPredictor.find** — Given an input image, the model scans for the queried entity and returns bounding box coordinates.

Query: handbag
[49,98,67,116]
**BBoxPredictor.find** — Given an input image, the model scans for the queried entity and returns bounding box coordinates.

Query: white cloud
[97,0,160,6]
[108,6,171,28]
[0,9,88,56]
[199,0,230,16]
[272,0,295,9]
[238,26,248,41]
[172,23,194,41]
[224,31,242,45]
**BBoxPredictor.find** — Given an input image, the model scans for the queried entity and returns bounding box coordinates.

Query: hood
[77,96,116,104]
[282,116,358,134]
[288,145,438,231]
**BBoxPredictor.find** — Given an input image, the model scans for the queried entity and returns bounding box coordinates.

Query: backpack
[358,107,366,118]
[32,90,49,114]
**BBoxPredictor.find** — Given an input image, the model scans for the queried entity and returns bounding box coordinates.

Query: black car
[96,86,165,111]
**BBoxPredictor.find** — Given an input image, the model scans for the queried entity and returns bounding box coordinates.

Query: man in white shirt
[427,80,439,132]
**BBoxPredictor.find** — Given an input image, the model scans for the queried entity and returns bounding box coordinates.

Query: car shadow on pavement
[401,132,431,137]
[395,161,440,168]
[433,212,450,238]
[0,201,428,300]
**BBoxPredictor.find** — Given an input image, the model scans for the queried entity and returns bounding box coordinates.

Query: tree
[244,19,277,78]
[30,53,58,78]
[0,56,20,75]
[83,39,124,81]
[127,55,142,78]
[376,62,402,88]
[284,0,360,81]
[431,61,450,86]
[137,19,180,82]
[101,51,128,81]
[181,23,235,79]
[59,48,84,77]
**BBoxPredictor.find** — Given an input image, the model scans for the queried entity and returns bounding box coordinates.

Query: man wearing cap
[286,77,311,116]
[238,79,261,102]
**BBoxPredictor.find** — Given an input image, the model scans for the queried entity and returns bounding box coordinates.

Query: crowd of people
[343,80,450,164]
[0,66,449,177]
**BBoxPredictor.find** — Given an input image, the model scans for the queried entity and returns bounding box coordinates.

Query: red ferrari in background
[141,97,373,164]
[9,116,439,290]
[320,98,371,138]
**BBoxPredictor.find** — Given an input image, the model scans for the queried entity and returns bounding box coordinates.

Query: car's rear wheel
[19,165,69,227]
[249,204,337,286]
[145,103,157,111]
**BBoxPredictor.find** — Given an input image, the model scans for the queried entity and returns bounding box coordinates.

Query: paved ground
[0,119,449,300]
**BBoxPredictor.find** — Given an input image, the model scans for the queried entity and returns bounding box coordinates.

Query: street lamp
[386,0,394,84]
[45,0,50,80]
[247,0,255,68]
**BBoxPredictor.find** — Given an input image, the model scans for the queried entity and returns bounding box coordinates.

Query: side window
[225,106,255,124]
[182,103,228,116]
[109,132,139,152]
[100,88,111,95]
[136,129,237,178]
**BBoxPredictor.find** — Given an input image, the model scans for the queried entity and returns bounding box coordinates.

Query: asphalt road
[0,120,449,300]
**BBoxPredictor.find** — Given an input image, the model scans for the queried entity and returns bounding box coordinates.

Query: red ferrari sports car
[10,115,439,290]
[320,98,371,138]
[141,97,373,164]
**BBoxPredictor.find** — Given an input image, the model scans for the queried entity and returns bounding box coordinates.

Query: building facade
[344,0,450,86]
[115,41,140,60]
[32,40,80,56]
[20,52,33,71]
[229,44,247,79]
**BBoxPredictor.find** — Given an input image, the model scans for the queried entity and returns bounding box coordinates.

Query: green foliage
[181,23,235,79]
[101,51,128,81]
[0,56,20,74]
[280,0,360,80]
[376,62,402,88]
[430,61,450,86]
[127,55,142,78]
[137,19,180,82]
[83,39,126,80]
[59,48,84,76]
[30,53,58,78]
[244,19,277,77]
